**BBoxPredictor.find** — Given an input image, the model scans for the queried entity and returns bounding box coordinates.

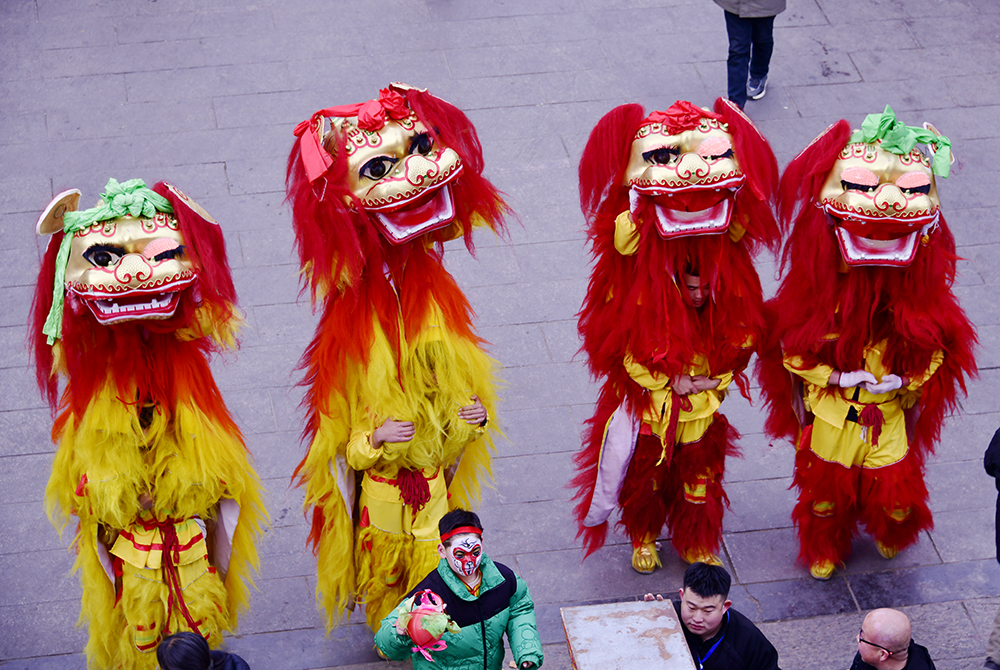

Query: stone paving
[2,0,1000,668]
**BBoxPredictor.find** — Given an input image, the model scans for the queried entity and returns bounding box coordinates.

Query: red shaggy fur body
[572,99,780,554]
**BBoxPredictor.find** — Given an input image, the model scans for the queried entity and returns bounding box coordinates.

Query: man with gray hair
[851,608,935,670]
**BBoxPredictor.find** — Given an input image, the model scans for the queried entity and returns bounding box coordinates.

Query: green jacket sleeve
[506,576,544,668]
[374,606,414,661]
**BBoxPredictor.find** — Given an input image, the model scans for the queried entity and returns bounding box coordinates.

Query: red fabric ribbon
[145,517,204,637]
[642,100,724,134]
[412,639,448,661]
[292,88,413,183]
[858,404,884,446]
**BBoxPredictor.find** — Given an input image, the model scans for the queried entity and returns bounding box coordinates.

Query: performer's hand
[458,395,488,425]
[833,370,877,388]
[372,417,415,449]
[520,662,536,670]
[671,374,698,395]
[138,492,154,510]
[689,375,721,392]
[865,374,904,394]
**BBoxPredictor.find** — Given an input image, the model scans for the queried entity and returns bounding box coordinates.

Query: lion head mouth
[829,212,938,267]
[372,183,458,245]
[69,273,196,325]
[630,185,740,239]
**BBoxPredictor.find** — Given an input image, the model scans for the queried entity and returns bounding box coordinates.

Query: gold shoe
[631,542,661,574]
[809,559,835,580]
[876,542,899,559]
[681,548,722,566]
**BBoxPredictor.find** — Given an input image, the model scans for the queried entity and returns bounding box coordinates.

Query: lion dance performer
[572,99,780,572]
[32,178,267,669]
[758,106,976,580]
[286,83,507,630]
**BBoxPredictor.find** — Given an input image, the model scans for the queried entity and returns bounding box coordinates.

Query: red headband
[440,526,483,543]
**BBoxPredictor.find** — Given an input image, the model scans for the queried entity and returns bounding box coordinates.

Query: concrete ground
[2,0,1000,668]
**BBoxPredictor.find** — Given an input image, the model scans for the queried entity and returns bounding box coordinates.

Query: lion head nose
[402,154,442,185]
[114,254,153,286]
[676,153,711,181]
[873,183,906,212]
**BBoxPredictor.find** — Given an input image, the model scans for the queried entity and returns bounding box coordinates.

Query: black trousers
[723,11,776,107]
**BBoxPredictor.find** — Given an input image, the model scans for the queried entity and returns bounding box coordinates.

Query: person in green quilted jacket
[375,509,544,669]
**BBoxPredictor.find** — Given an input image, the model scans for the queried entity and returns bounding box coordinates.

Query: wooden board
[561,600,697,670]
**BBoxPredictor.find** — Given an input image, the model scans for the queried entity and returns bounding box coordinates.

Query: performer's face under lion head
[334,112,463,245]
[624,101,746,240]
[820,141,941,267]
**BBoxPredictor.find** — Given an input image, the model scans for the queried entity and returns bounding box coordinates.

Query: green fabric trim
[42,178,175,344]
[849,105,952,178]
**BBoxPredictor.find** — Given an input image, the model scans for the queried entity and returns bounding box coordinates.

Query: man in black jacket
[674,563,780,670]
[850,608,935,670]
[983,427,1000,670]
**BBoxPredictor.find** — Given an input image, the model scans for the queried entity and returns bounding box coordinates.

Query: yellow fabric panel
[111,514,206,569]
[360,468,448,540]
[809,413,909,469]
[786,342,944,430]
[614,210,639,256]
[624,353,730,428]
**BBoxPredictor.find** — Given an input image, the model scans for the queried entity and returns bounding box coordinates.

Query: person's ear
[678,588,685,600]
[437,543,446,560]
[723,599,732,612]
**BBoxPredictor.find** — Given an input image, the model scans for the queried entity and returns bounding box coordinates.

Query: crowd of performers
[29,84,974,668]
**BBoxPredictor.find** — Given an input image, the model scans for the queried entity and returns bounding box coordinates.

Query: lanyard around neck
[696,611,729,670]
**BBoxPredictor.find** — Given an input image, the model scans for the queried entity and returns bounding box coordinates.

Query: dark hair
[438,508,483,547]
[683,562,731,599]
[157,631,211,670]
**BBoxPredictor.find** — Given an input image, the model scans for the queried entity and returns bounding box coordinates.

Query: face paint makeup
[446,534,482,577]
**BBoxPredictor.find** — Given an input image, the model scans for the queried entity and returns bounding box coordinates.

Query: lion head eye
[408,132,433,156]
[360,156,398,181]
[698,136,733,160]
[840,166,879,193]
[642,147,680,165]
[83,244,125,268]
[896,171,931,195]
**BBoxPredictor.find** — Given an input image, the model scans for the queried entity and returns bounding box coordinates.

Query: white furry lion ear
[36,189,81,236]
[923,121,956,165]
[163,182,218,225]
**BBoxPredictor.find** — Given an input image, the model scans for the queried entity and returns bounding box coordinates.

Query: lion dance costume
[32,179,266,668]
[572,99,780,572]
[758,106,976,579]
[286,83,507,630]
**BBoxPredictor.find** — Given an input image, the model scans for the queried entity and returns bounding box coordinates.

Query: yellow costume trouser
[355,467,447,629]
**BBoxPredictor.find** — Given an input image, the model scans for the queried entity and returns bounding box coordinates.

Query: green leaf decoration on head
[42,178,176,344]
[849,105,952,178]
